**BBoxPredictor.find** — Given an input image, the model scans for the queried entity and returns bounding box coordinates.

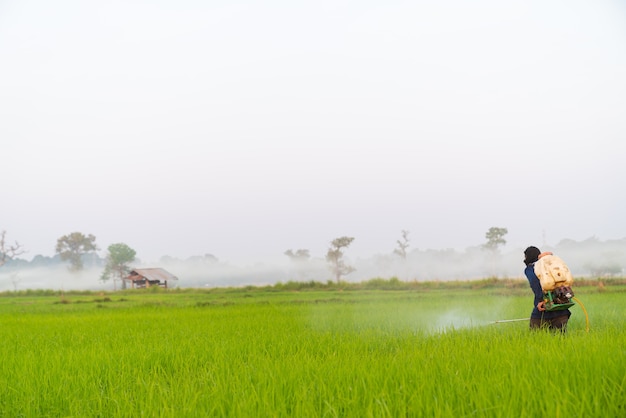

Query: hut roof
[128,268,178,282]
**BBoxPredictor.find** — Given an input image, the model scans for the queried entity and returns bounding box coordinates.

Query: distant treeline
[2,236,626,283]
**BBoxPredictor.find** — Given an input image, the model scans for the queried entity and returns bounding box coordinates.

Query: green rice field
[0,281,624,417]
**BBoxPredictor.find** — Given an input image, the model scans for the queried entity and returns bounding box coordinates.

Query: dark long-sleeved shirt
[524,263,571,319]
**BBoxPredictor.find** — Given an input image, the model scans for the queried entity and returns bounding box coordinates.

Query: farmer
[523,246,571,332]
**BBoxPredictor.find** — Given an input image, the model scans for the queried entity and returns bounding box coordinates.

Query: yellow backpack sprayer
[534,254,575,310]
[535,254,589,331]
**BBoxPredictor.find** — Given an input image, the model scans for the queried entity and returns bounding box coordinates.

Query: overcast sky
[1,0,625,265]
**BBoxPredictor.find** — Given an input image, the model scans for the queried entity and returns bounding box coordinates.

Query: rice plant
[0,287,623,417]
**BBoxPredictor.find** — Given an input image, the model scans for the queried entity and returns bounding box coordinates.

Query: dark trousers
[530,315,569,332]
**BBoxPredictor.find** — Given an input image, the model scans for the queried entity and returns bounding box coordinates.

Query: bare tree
[0,230,25,268]
[10,272,20,291]
[326,236,355,283]
[393,230,410,260]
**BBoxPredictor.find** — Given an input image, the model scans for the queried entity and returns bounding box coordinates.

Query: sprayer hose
[572,296,590,332]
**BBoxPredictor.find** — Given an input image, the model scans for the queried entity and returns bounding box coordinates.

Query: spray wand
[491,318,528,324]
[492,298,590,332]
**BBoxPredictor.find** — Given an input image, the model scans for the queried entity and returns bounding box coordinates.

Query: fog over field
[2,236,624,291]
[1,1,625,277]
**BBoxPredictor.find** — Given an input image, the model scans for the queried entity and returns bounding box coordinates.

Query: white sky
[1,0,625,265]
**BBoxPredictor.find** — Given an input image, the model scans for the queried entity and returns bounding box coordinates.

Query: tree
[100,243,136,290]
[393,230,410,260]
[10,272,20,291]
[483,227,508,253]
[0,230,25,268]
[186,254,219,265]
[285,249,311,281]
[284,249,310,262]
[55,232,98,272]
[483,227,507,277]
[326,236,355,283]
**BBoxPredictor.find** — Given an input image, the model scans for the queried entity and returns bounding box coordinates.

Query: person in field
[523,246,571,332]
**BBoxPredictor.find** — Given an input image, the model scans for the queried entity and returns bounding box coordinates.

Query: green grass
[0,283,624,417]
